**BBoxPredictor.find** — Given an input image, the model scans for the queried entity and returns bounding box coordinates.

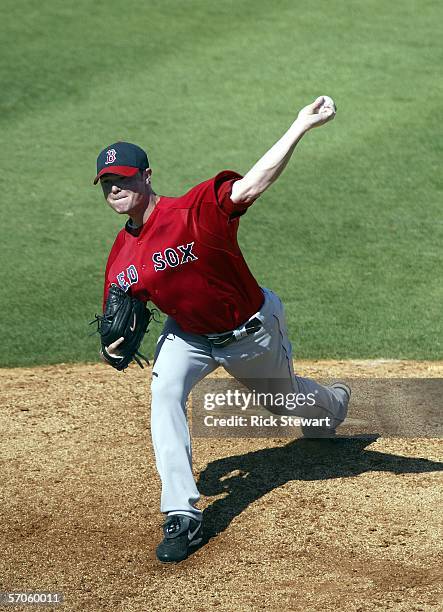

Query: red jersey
[103,171,264,334]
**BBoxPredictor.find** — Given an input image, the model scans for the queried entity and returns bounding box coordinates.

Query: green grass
[0,0,442,366]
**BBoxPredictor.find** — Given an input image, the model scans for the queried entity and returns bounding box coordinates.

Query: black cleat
[156,515,203,563]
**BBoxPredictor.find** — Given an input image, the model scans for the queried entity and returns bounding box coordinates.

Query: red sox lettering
[116,264,138,292]
[114,242,199,291]
[152,241,198,272]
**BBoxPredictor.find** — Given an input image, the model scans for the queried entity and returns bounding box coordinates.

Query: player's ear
[144,168,152,184]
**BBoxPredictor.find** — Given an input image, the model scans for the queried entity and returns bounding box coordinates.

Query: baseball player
[94,95,351,563]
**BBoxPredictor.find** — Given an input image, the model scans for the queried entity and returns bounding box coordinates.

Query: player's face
[100,171,150,215]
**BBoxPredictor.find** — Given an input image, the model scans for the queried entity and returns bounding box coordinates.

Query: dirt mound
[0,361,442,611]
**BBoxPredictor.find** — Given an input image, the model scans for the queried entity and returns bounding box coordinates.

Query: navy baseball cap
[93,141,149,184]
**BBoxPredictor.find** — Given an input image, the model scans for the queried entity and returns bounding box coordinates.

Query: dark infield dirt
[0,360,442,612]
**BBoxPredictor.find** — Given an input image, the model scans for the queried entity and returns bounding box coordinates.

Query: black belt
[206,317,262,348]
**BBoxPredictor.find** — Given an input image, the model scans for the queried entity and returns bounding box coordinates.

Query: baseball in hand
[297,95,337,130]
[319,95,336,113]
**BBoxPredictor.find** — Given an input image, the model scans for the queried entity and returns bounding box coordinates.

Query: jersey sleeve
[213,171,257,218]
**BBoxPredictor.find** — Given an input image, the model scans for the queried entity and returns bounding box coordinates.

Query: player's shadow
[195,435,443,548]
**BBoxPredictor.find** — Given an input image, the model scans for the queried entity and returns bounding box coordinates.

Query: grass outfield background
[0,0,441,367]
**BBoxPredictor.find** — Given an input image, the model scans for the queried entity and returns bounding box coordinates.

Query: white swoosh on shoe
[188,524,201,541]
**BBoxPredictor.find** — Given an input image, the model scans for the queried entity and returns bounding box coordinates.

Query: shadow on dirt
[195,435,443,547]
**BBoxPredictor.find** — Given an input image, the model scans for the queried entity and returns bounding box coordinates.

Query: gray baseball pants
[150,288,347,522]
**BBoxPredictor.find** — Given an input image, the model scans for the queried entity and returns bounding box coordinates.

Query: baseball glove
[90,284,156,371]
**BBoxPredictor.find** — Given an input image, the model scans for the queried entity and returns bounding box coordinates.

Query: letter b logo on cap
[105,149,117,164]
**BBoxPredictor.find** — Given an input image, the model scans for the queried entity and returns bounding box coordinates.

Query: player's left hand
[297,96,337,131]
[99,336,125,364]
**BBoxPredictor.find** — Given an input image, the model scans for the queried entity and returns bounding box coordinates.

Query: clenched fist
[297,95,337,131]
